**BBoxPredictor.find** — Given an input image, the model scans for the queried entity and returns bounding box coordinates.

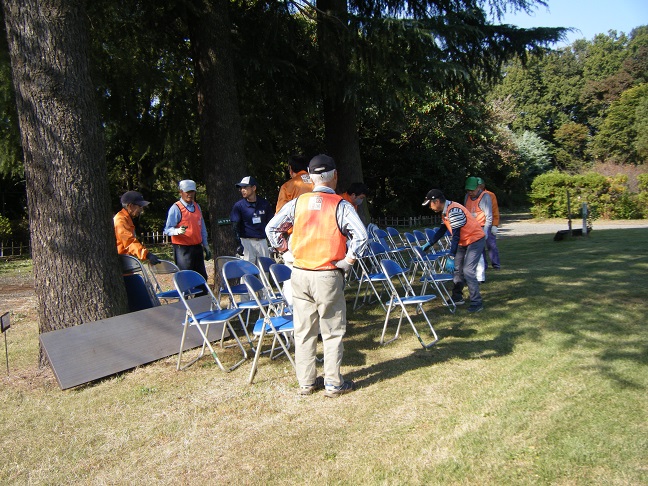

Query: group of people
[422,176,501,313]
[113,155,501,399]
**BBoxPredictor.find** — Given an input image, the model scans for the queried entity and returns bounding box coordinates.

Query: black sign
[0,312,9,333]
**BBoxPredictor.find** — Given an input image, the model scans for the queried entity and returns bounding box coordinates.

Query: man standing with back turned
[266,154,368,397]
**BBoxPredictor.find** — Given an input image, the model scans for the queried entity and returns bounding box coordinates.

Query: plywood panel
[40,296,231,389]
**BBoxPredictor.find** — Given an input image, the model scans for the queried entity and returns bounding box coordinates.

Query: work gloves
[204,247,212,261]
[420,242,431,252]
[146,252,161,265]
[177,225,188,235]
[444,257,455,273]
[334,258,354,277]
[236,245,244,257]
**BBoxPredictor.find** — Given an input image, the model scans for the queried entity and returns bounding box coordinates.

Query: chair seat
[188,308,243,325]
[236,296,283,309]
[399,295,437,306]
[252,315,294,335]
[361,272,387,281]
[157,290,180,299]
[420,273,454,283]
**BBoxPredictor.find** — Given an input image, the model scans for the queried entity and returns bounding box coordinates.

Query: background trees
[3,0,128,363]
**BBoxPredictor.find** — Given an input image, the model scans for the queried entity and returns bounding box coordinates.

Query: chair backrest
[146,260,179,294]
[380,258,415,298]
[269,263,292,286]
[424,227,438,242]
[403,232,417,246]
[120,254,145,275]
[174,270,221,310]
[148,260,179,276]
[223,259,260,280]
[413,230,427,244]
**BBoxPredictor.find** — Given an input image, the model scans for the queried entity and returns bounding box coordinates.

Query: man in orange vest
[163,180,211,282]
[275,155,313,212]
[478,177,500,269]
[114,191,161,265]
[423,188,485,312]
[463,176,493,282]
[266,154,368,397]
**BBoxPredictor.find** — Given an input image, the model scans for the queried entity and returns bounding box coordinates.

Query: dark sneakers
[299,376,325,396]
[324,380,356,398]
[467,303,484,313]
[452,297,465,305]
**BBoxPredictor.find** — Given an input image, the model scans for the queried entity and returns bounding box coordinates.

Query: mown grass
[1,229,647,484]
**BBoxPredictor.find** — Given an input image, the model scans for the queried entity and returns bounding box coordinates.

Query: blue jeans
[454,237,485,306]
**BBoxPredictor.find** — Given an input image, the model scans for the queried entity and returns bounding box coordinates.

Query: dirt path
[498,214,648,238]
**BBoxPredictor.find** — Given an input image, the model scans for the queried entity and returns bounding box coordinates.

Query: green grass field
[1,229,647,484]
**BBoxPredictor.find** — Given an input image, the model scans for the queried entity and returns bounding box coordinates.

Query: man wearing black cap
[266,155,368,397]
[114,191,160,264]
[230,176,274,264]
[422,189,485,312]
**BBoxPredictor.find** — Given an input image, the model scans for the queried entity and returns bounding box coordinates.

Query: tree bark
[186,0,246,262]
[316,0,365,193]
[3,0,129,365]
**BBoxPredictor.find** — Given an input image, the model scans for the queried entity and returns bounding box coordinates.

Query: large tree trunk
[316,0,364,193]
[3,0,128,365]
[186,0,246,262]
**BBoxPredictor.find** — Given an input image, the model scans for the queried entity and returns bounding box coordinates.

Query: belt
[241,237,265,240]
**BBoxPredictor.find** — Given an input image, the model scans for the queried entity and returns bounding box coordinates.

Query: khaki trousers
[291,268,347,388]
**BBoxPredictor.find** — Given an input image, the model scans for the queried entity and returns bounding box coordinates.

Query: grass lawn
[1,229,647,484]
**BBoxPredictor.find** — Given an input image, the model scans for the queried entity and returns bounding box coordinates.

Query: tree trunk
[316,0,365,193]
[186,0,246,263]
[3,0,129,365]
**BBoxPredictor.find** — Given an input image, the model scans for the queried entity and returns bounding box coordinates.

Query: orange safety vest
[171,201,204,246]
[443,202,485,246]
[276,170,314,212]
[464,191,487,227]
[292,192,347,270]
[485,189,500,226]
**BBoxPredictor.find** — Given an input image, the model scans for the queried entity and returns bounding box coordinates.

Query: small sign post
[1,312,10,374]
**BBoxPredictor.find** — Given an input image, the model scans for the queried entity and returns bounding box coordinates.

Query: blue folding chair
[173,270,248,371]
[243,274,295,384]
[380,259,439,350]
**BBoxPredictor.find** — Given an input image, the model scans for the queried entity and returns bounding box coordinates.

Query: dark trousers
[173,244,208,295]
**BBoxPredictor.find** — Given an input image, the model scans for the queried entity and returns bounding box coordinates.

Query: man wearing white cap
[230,176,274,264]
[164,180,212,283]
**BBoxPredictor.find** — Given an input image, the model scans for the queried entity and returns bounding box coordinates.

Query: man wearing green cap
[464,176,493,282]
[477,177,500,269]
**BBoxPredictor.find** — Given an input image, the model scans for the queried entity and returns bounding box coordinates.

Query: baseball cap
[120,191,150,207]
[421,189,444,206]
[178,180,197,192]
[308,154,336,174]
[235,176,258,187]
[465,176,479,191]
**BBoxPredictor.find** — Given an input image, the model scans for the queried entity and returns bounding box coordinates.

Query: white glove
[334,258,354,275]
[491,226,498,236]
[176,225,187,235]
[282,250,295,264]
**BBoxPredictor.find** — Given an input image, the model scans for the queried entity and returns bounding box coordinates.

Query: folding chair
[243,274,295,384]
[379,259,439,349]
[269,263,293,312]
[373,228,410,269]
[222,259,283,350]
[257,256,280,299]
[145,259,202,303]
[119,255,160,309]
[413,246,456,313]
[215,255,240,302]
[353,241,389,311]
[173,270,248,371]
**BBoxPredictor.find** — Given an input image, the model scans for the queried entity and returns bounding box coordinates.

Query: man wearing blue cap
[230,176,274,264]
[164,180,211,283]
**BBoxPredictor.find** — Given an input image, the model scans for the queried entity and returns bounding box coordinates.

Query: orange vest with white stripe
[292,192,347,270]
[171,201,203,246]
[443,202,485,246]
[464,191,486,227]
[485,189,500,226]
